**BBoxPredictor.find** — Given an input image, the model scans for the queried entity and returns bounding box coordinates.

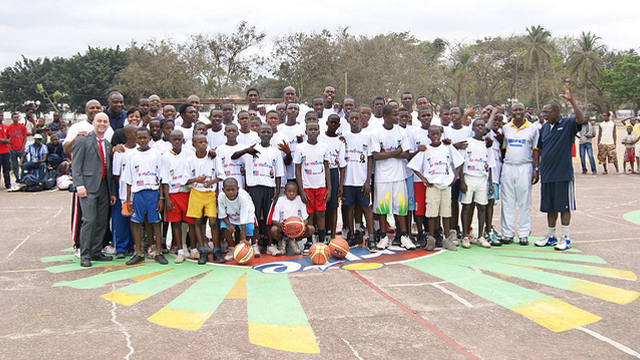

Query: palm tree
[523,25,553,110]
[567,32,606,112]
[452,50,472,105]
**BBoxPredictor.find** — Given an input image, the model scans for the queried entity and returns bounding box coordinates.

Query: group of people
[30,82,586,267]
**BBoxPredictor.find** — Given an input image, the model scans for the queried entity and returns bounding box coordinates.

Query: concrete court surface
[1,142,639,359]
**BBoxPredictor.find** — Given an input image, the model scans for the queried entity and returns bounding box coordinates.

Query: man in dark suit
[72,113,117,267]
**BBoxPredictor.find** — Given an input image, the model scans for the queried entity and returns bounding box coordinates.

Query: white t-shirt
[122,148,162,193]
[176,125,194,145]
[342,130,372,186]
[277,123,306,179]
[216,143,247,189]
[272,196,308,223]
[242,144,285,188]
[112,146,136,201]
[443,125,474,157]
[153,139,172,155]
[206,128,226,150]
[237,131,260,146]
[369,116,384,129]
[188,153,218,192]
[293,141,329,189]
[410,110,420,128]
[485,129,503,184]
[161,148,194,194]
[318,134,346,170]
[408,144,464,189]
[65,120,114,144]
[174,113,210,127]
[218,189,255,225]
[462,137,496,178]
[371,125,410,183]
[502,121,540,165]
[407,127,432,183]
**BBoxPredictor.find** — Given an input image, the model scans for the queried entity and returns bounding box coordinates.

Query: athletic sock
[561,226,570,239]
[548,227,556,238]
[318,230,326,243]
[178,249,184,255]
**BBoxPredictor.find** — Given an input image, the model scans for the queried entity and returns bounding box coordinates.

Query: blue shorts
[405,175,415,211]
[220,221,255,237]
[540,181,575,213]
[327,168,340,209]
[131,189,161,224]
[488,182,500,202]
[343,185,370,207]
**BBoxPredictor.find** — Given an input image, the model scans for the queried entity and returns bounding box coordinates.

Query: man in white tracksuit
[489,103,540,245]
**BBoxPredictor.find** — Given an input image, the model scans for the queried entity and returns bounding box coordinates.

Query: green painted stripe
[110,266,210,296]
[622,210,640,225]
[45,258,138,273]
[41,255,78,263]
[498,257,635,280]
[246,271,310,326]
[160,266,245,313]
[488,249,604,264]
[53,264,167,289]
[60,247,74,252]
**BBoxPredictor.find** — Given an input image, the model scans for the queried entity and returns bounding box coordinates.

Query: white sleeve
[337,141,347,167]
[217,193,228,219]
[450,145,465,169]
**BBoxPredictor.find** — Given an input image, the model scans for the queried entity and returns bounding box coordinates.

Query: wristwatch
[534,167,539,171]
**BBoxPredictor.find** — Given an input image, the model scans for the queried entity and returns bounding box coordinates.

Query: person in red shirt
[6,113,28,185]
[0,113,11,188]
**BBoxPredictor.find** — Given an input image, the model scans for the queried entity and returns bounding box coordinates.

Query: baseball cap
[34,134,43,140]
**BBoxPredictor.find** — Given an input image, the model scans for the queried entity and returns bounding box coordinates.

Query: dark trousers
[0,152,10,187]
[78,180,110,260]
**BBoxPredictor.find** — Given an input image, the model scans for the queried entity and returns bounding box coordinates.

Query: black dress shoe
[92,254,113,261]
[80,259,92,267]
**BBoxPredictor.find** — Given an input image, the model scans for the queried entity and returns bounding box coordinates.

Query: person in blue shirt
[104,91,127,131]
[21,134,48,180]
[534,83,586,251]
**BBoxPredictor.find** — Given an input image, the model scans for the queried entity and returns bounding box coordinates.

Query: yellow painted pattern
[225,274,247,299]
[148,308,213,331]
[570,280,640,305]
[130,269,173,282]
[342,263,384,271]
[101,291,150,306]
[248,322,320,354]
[511,298,601,332]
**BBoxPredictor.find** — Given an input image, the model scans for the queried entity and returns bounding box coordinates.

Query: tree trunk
[535,66,540,110]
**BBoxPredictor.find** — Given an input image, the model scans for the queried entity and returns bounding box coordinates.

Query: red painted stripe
[349,270,479,360]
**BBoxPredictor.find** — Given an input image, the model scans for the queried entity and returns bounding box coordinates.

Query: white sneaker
[174,253,186,263]
[191,249,200,260]
[252,243,261,258]
[477,237,491,248]
[341,228,349,239]
[400,235,416,250]
[74,248,81,259]
[312,234,319,244]
[461,236,471,249]
[147,245,156,258]
[554,236,572,251]
[297,240,305,253]
[469,236,478,245]
[376,236,390,250]
[277,239,287,254]
[266,244,281,256]
[288,238,301,255]
[103,245,116,255]
[411,223,418,236]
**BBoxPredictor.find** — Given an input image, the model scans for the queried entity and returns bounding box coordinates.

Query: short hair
[311,95,323,103]
[327,113,340,121]
[250,117,262,124]
[178,102,193,115]
[138,97,149,103]
[547,102,561,112]
[286,102,299,110]
[440,104,451,112]
[418,106,432,114]
[266,110,278,117]
[135,127,150,136]
[398,107,409,113]
[221,101,233,108]
[237,110,250,118]
[108,91,122,100]
[223,177,238,188]
[305,110,318,117]
[160,118,174,128]
[225,123,238,131]
[11,112,19,117]
[359,104,371,110]
[246,88,259,96]
[126,107,140,117]
[382,104,396,116]
[348,110,361,117]
[373,97,385,104]
[285,180,298,190]
[401,91,413,98]
[342,96,354,103]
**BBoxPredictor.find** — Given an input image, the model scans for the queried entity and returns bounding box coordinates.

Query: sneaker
[416,232,427,248]
[461,236,471,249]
[477,237,491,248]
[74,248,81,259]
[224,251,234,262]
[115,252,126,259]
[288,238,301,255]
[501,237,514,245]
[253,244,261,258]
[161,245,169,254]
[311,234,319,244]
[212,250,226,263]
[442,237,458,251]
[155,254,169,265]
[469,236,478,245]
[366,236,377,252]
[354,230,364,247]
[391,234,401,246]
[534,236,558,247]
[298,240,305,254]
[347,232,358,247]
[126,249,135,256]
[174,253,186,263]
[169,246,178,255]
[277,239,287,254]
[554,237,572,251]
[340,227,349,239]
[198,251,208,265]
[126,253,145,265]
[103,245,116,255]
[400,235,416,250]
[376,236,390,250]
[488,232,502,246]
[220,241,229,253]
[425,235,436,251]
[191,249,200,260]
[147,245,156,258]
[519,237,529,246]
[266,244,281,256]
[411,223,418,236]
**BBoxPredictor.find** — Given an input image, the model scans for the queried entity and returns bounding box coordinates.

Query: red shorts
[165,192,194,224]
[625,148,635,163]
[304,188,327,213]
[414,181,426,216]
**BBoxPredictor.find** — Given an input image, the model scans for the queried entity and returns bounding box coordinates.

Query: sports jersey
[443,125,474,157]
[407,127,431,183]
[153,139,172,154]
[237,131,260,146]
[502,120,539,165]
[371,125,409,183]
[216,143,247,189]
[277,123,306,179]
[462,137,496,177]
[206,128,226,150]
[272,196,308,223]
[408,144,464,189]
[318,134,346,169]
[369,116,384,129]
[175,125,194,145]
[218,188,255,225]
[538,117,579,183]
[242,144,285,188]
[122,148,162,193]
[161,148,194,194]
[342,130,372,186]
[188,153,218,192]
[293,141,329,189]
[112,146,136,201]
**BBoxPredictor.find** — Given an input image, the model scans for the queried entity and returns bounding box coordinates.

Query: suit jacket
[72,131,116,196]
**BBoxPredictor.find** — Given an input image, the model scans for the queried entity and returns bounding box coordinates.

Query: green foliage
[0,56,62,113]
[602,53,640,112]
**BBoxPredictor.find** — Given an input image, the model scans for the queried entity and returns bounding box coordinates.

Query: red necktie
[97,138,105,180]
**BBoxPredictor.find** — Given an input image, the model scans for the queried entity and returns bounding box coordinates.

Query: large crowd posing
[1,83,598,267]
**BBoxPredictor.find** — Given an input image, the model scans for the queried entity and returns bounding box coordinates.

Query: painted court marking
[348,270,479,360]
[6,207,63,260]
[577,327,640,359]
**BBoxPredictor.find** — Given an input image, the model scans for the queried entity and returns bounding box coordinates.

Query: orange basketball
[329,238,349,259]
[233,243,254,265]
[283,216,306,238]
[309,243,330,265]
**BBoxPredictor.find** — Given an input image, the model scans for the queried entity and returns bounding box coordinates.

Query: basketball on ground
[233,243,254,265]
[309,243,330,265]
[329,238,349,259]
[283,216,306,238]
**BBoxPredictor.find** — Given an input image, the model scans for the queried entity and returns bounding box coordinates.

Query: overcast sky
[1,0,638,70]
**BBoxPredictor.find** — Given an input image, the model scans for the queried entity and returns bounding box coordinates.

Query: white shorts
[373,180,408,216]
[425,186,452,218]
[460,174,489,205]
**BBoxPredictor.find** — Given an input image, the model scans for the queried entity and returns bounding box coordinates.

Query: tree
[523,25,553,110]
[601,53,640,112]
[0,56,63,113]
[567,32,606,112]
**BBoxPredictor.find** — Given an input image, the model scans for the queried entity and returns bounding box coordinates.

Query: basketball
[329,238,349,259]
[283,216,306,238]
[309,243,330,265]
[233,243,254,265]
